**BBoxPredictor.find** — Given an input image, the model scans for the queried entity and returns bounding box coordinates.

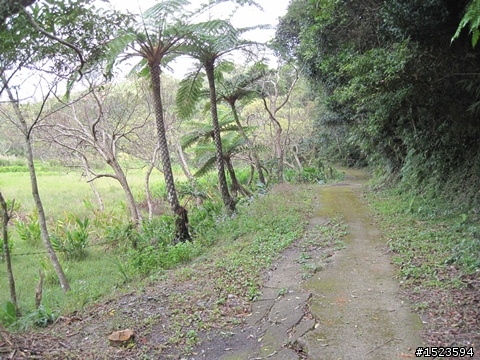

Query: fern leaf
[143,0,191,20]
[452,0,480,47]
[194,156,217,178]
[176,70,206,119]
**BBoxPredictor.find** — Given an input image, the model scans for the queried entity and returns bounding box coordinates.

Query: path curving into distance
[297,170,423,359]
[194,169,423,360]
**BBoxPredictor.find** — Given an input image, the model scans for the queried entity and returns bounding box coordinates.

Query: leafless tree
[40,79,149,225]
[259,63,300,182]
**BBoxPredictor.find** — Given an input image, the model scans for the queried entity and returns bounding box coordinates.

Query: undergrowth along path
[0,172,426,359]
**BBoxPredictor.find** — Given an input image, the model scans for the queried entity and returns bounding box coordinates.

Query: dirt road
[195,170,423,359]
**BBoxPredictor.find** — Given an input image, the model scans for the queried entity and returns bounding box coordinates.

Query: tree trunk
[262,97,284,182]
[149,61,190,242]
[292,145,303,172]
[108,158,141,225]
[225,158,252,198]
[175,142,203,206]
[273,116,284,182]
[80,155,104,212]
[205,61,235,213]
[176,142,193,182]
[145,146,159,220]
[3,81,71,292]
[25,130,71,292]
[0,192,20,316]
[10,122,70,292]
[229,103,266,185]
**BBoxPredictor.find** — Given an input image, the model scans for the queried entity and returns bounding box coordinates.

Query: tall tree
[107,0,193,241]
[258,63,300,182]
[177,14,264,212]
[188,131,254,198]
[1,76,71,292]
[40,80,146,224]
[182,114,253,197]
[216,62,268,185]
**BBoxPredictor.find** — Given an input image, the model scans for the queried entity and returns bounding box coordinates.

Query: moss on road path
[196,170,423,359]
[297,174,423,359]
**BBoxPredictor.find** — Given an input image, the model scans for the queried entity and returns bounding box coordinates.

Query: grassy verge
[0,167,314,333]
[0,167,181,326]
[129,183,314,355]
[364,184,480,348]
[365,187,479,288]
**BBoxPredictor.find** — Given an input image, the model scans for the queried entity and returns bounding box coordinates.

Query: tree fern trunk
[225,158,252,198]
[149,61,190,241]
[205,61,235,213]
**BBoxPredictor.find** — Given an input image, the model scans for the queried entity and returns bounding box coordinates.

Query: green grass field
[0,163,256,325]
[0,167,173,319]
[0,168,168,219]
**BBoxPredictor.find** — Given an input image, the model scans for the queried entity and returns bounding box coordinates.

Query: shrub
[50,215,90,261]
[127,241,200,276]
[102,221,138,252]
[15,210,41,247]
[285,166,326,184]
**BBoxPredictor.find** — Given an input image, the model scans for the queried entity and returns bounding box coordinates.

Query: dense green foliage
[276,0,480,208]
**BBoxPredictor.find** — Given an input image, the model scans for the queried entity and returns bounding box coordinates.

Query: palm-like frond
[214,60,235,83]
[189,128,260,179]
[181,116,239,149]
[194,153,217,178]
[127,58,149,78]
[216,61,268,105]
[143,0,191,20]
[105,0,192,79]
[452,0,480,47]
[186,19,240,59]
[176,69,206,119]
[104,31,137,78]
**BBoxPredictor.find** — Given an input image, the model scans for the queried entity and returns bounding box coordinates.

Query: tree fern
[181,115,239,149]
